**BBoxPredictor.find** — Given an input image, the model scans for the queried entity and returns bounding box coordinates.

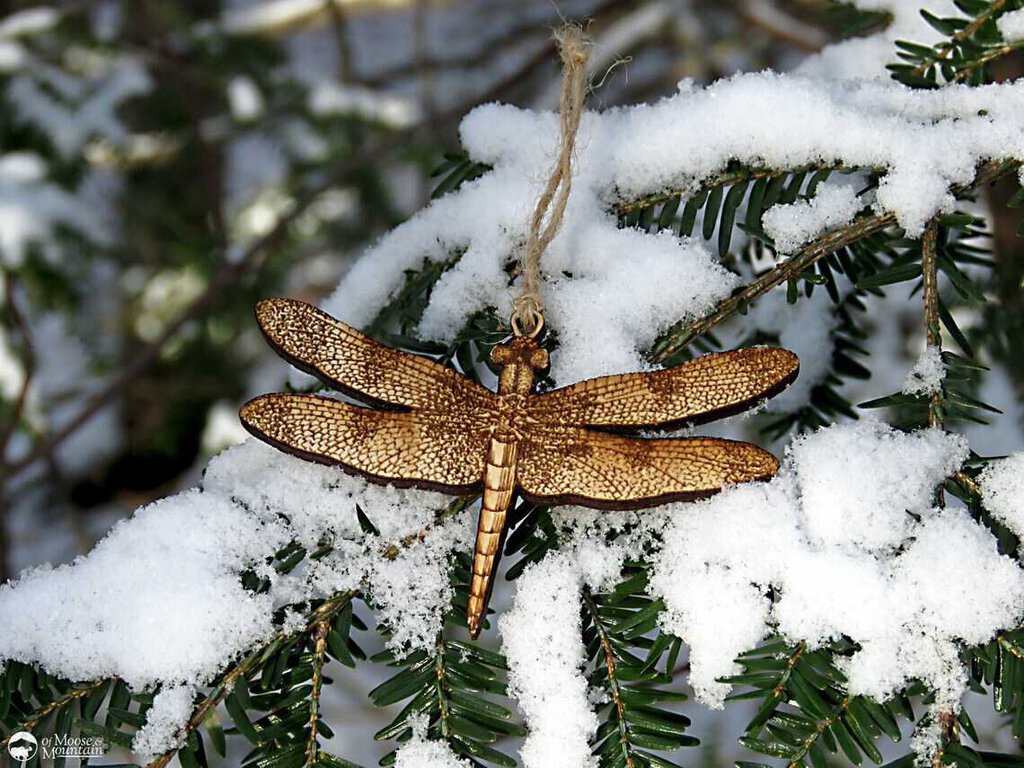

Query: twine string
[511,23,589,337]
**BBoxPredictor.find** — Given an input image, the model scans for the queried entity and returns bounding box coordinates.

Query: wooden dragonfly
[240,298,799,638]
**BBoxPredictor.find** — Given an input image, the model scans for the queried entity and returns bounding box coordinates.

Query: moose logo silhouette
[7,731,38,763]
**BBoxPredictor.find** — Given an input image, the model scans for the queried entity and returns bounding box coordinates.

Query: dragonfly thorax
[491,337,548,396]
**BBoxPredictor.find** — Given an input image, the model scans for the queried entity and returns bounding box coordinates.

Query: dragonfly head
[490,337,549,373]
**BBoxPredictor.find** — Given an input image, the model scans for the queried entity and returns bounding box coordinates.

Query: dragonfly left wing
[240,393,491,493]
[516,426,779,508]
[255,298,495,411]
[527,347,799,431]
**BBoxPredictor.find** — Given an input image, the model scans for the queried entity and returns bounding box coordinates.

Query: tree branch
[648,159,1019,364]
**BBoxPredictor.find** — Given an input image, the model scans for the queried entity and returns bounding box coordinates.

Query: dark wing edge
[239,392,486,495]
[527,347,800,432]
[255,297,494,411]
[516,428,780,510]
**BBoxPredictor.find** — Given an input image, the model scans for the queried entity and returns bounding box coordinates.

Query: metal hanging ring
[511,308,544,339]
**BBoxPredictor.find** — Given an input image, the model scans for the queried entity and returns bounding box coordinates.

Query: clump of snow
[980,454,1024,540]
[366,513,475,653]
[792,420,967,551]
[393,716,471,768]
[500,552,599,768]
[0,490,286,687]
[322,74,1024,384]
[902,345,945,395]
[132,685,195,762]
[762,181,863,254]
[650,421,1023,712]
[998,8,1024,42]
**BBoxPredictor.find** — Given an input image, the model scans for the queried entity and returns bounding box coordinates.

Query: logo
[7,732,37,763]
[6,731,108,762]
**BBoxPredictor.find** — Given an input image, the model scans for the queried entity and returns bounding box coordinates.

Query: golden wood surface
[240,298,800,638]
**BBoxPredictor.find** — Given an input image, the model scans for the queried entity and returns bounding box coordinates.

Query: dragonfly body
[240,298,800,639]
[469,338,549,637]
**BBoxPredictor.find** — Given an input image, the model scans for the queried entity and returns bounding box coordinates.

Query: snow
[791,421,967,551]
[650,421,1023,714]
[131,685,195,762]
[500,551,599,768]
[7,56,151,157]
[322,73,1024,383]
[0,7,59,39]
[227,76,265,122]
[2,3,1023,764]
[998,8,1024,42]
[762,180,863,254]
[902,345,945,396]
[0,153,111,267]
[393,717,471,768]
[798,0,954,81]
[0,440,469,746]
[980,454,1024,541]
[307,81,421,128]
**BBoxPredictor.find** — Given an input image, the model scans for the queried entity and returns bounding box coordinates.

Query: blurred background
[0,0,1021,764]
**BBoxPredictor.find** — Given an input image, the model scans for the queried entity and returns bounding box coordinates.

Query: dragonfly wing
[256,298,495,410]
[240,393,490,492]
[526,347,799,431]
[517,425,779,508]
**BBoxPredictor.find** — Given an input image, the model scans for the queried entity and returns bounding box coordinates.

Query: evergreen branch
[650,211,898,363]
[612,162,862,216]
[371,551,520,767]
[147,591,357,768]
[909,0,1009,78]
[785,697,852,768]
[306,620,330,765]
[0,677,109,750]
[582,588,636,768]
[951,38,1024,80]
[930,709,962,768]
[582,569,697,768]
[650,160,1019,362]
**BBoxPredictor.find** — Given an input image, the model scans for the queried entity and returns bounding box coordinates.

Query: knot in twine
[511,23,590,338]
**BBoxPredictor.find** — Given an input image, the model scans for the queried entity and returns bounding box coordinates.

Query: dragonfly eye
[529,346,550,371]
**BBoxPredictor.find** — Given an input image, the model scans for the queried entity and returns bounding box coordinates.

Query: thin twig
[582,588,635,768]
[0,678,110,749]
[0,275,36,461]
[649,159,1019,363]
[910,0,1008,79]
[306,620,330,764]
[651,211,898,363]
[921,218,944,431]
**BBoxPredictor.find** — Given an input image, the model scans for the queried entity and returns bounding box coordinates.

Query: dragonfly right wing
[526,347,799,431]
[516,425,779,508]
[240,393,492,493]
[256,298,495,411]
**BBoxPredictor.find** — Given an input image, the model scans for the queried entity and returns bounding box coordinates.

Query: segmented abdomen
[467,434,518,638]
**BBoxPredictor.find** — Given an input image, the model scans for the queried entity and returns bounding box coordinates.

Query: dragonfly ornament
[240,298,799,638]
